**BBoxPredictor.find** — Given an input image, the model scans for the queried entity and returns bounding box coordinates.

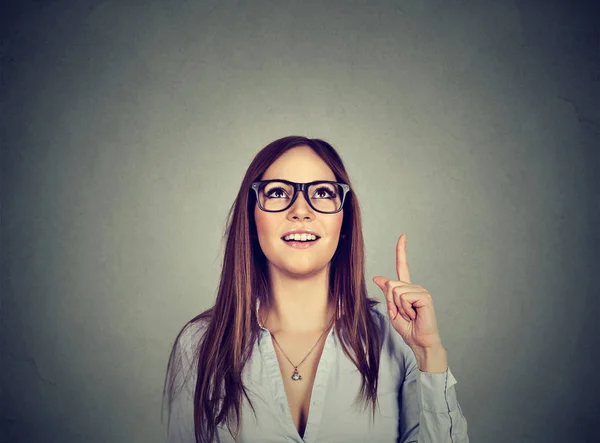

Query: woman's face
[254,146,344,278]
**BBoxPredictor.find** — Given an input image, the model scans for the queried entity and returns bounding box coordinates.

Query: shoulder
[166,316,211,395]
[178,317,210,346]
[172,315,211,367]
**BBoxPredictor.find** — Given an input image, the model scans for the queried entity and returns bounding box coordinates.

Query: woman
[163,136,469,442]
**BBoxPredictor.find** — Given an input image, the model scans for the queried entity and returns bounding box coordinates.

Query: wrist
[412,344,448,373]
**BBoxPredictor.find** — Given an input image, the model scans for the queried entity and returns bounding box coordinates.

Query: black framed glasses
[251,179,351,214]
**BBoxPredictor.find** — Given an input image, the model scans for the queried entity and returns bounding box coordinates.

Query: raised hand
[373,234,448,372]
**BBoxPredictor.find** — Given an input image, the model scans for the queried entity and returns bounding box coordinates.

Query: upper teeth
[284,233,318,241]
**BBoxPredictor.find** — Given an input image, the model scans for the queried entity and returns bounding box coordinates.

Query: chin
[271,260,330,279]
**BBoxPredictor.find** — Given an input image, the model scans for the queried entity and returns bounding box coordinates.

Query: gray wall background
[2,0,599,442]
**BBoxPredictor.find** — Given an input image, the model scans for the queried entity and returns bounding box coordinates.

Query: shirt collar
[256,297,268,330]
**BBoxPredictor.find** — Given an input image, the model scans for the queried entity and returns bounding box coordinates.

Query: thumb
[372,276,389,291]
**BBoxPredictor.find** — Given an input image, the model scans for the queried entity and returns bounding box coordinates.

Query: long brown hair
[163,136,382,442]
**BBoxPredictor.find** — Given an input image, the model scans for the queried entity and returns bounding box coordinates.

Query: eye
[265,187,290,199]
[312,186,337,199]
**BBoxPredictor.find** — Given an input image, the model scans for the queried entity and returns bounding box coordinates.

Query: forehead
[261,146,336,182]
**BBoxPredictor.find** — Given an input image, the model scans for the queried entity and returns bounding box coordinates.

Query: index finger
[396,234,411,283]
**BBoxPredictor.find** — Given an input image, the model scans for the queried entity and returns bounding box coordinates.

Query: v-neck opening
[259,325,337,443]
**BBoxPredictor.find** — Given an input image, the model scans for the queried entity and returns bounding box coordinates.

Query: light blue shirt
[166,301,469,442]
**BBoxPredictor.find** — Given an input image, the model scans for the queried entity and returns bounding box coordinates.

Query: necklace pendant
[291,367,302,381]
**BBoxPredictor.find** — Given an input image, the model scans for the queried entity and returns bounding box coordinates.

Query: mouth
[281,233,321,249]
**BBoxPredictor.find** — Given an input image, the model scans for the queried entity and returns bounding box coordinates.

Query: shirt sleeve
[398,340,470,443]
[165,323,201,443]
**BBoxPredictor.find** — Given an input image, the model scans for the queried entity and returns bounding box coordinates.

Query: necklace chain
[266,314,335,381]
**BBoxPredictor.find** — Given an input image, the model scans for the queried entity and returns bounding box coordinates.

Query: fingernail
[388,309,394,318]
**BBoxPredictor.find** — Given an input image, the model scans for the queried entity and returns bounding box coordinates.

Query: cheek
[254,209,267,243]
[330,212,344,237]
[254,206,276,242]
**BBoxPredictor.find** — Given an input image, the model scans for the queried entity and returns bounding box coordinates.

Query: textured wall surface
[1,0,599,442]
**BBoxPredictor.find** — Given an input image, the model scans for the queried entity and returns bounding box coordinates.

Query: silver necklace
[269,317,334,382]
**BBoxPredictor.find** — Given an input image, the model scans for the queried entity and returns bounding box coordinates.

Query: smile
[283,233,318,241]
[282,237,320,249]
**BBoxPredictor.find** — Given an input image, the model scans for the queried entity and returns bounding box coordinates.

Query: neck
[260,264,335,334]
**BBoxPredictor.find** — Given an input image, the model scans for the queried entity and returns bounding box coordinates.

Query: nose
[286,191,315,221]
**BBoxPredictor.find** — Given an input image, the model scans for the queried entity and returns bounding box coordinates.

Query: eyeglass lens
[257,181,343,213]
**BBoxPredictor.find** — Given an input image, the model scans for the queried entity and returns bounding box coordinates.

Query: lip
[283,238,320,249]
[280,229,321,240]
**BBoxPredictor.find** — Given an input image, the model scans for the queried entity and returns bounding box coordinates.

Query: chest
[271,334,328,438]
